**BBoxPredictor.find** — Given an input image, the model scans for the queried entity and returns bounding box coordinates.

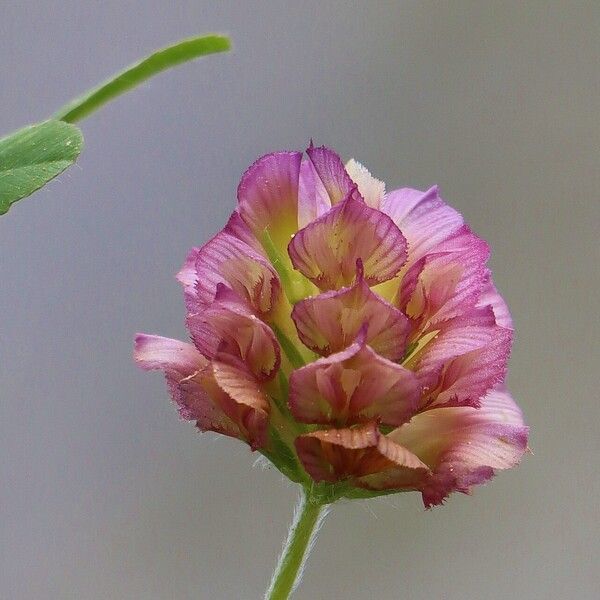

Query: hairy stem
[265,490,328,599]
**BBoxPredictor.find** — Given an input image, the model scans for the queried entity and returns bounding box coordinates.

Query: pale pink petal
[176,247,199,289]
[415,308,512,409]
[345,159,385,209]
[297,157,331,228]
[288,194,408,291]
[289,337,419,426]
[396,255,426,311]
[306,144,356,206]
[389,386,528,507]
[134,334,206,379]
[295,422,429,487]
[477,278,513,329]
[381,186,463,265]
[134,334,243,440]
[222,211,265,252]
[175,248,201,312]
[237,151,302,250]
[358,433,432,491]
[291,261,410,359]
[202,352,270,449]
[402,227,491,325]
[187,285,280,380]
[177,372,247,442]
[182,230,281,316]
[178,215,266,314]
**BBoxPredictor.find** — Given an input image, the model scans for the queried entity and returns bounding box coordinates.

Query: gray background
[1,1,598,599]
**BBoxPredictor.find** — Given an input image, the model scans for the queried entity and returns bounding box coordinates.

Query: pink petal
[291,261,410,359]
[180,230,281,316]
[345,159,385,209]
[133,334,244,440]
[389,386,528,507]
[187,285,280,381]
[289,336,419,426]
[295,422,429,488]
[288,194,408,291]
[237,151,302,250]
[381,186,463,265]
[306,144,356,206]
[415,308,512,409]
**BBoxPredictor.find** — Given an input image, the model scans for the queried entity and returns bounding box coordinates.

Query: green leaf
[0,120,83,215]
[53,34,231,123]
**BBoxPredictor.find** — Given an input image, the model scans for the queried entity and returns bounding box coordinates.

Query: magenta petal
[389,386,528,507]
[187,286,280,381]
[415,308,511,409]
[306,144,357,206]
[289,337,420,426]
[382,186,463,265]
[292,263,410,359]
[295,422,429,487]
[288,194,408,291]
[237,151,302,249]
[182,230,281,316]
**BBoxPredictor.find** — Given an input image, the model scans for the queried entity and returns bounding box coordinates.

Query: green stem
[53,34,231,123]
[265,490,328,600]
[272,325,306,370]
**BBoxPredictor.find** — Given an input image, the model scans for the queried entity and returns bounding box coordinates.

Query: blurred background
[1,1,598,598]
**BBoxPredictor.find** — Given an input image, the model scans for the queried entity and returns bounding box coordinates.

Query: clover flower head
[135,144,528,507]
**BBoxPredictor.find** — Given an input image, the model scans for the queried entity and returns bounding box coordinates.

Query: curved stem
[265,490,328,600]
[53,35,231,123]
